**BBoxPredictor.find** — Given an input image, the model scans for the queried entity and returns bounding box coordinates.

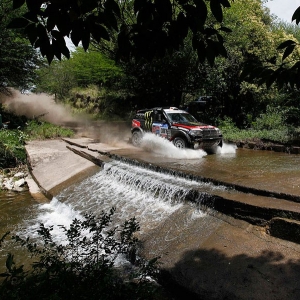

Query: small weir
[20,160,229,242]
[13,155,300,246]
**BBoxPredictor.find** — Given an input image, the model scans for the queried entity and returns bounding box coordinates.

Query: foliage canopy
[0,0,40,94]
[8,0,232,65]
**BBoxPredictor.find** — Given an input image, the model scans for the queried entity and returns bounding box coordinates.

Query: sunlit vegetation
[24,120,74,140]
[219,106,294,144]
[0,114,74,169]
[0,210,165,300]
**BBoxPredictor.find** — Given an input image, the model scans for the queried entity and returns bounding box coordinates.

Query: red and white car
[131,107,223,152]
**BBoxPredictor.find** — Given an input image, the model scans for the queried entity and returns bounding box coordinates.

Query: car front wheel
[173,137,186,148]
[132,131,143,147]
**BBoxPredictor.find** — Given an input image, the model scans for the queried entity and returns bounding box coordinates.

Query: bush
[219,111,291,144]
[0,129,28,168]
[24,120,74,140]
[0,209,161,300]
[252,106,288,131]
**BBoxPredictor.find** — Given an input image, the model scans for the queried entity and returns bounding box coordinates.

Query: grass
[218,116,292,144]
[0,120,74,169]
[24,120,74,140]
[221,128,290,144]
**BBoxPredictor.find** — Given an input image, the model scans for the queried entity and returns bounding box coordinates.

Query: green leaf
[26,0,41,12]
[220,0,231,8]
[56,12,72,36]
[193,0,208,26]
[210,0,223,23]
[47,15,56,31]
[7,17,29,29]
[196,40,206,63]
[91,24,110,42]
[82,29,90,51]
[136,2,153,25]
[51,30,66,47]
[282,45,296,61]
[277,40,296,50]
[176,12,189,39]
[71,19,84,46]
[23,11,38,23]
[24,23,37,45]
[36,23,48,42]
[104,0,121,18]
[39,39,51,57]
[6,253,14,271]
[61,45,70,59]
[292,6,300,24]
[46,45,54,64]
[267,56,277,64]
[13,0,25,9]
[52,39,62,60]
[206,39,217,66]
[134,0,147,15]
[104,10,118,31]
[217,42,227,58]
[240,63,255,81]
[154,0,172,21]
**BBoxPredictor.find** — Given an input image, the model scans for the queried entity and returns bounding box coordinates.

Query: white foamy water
[20,160,221,243]
[217,142,237,154]
[140,133,207,158]
[140,133,237,158]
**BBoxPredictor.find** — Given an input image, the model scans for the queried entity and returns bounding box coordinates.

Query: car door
[152,112,169,138]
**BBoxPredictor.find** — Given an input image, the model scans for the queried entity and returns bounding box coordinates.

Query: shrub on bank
[0,209,163,300]
[24,120,74,140]
[0,130,28,169]
[218,116,291,144]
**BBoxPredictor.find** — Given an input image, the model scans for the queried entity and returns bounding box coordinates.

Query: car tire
[173,137,186,148]
[132,131,143,147]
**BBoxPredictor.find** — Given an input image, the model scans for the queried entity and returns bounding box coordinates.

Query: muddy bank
[234,139,300,154]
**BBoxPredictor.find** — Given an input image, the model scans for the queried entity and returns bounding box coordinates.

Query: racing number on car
[152,123,169,138]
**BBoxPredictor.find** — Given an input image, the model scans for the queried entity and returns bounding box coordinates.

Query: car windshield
[167,112,201,125]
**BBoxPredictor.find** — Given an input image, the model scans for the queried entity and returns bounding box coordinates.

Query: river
[1,140,300,271]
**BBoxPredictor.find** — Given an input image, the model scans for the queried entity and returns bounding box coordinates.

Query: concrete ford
[131,107,223,151]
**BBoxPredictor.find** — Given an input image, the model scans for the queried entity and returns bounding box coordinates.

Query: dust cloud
[0,89,132,145]
[0,89,76,124]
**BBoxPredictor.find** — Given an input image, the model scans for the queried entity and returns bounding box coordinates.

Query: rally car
[131,107,222,151]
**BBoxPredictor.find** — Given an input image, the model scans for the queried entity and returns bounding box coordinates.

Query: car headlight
[189,130,202,136]
[215,128,222,135]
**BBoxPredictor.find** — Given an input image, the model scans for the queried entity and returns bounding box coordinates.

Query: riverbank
[234,138,300,154]
[0,165,29,192]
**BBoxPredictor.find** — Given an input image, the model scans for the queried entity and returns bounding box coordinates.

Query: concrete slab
[87,142,123,153]
[25,139,99,198]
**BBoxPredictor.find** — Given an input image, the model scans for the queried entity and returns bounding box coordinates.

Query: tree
[35,47,123,101]
[8,0,232,65]
[0,0,40,94]
[34,59,77,99]
[189,0,298,127]
[70,47,123,86]
[241,5,300,89]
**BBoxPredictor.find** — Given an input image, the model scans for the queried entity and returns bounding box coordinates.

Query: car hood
[172,123,216,130]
